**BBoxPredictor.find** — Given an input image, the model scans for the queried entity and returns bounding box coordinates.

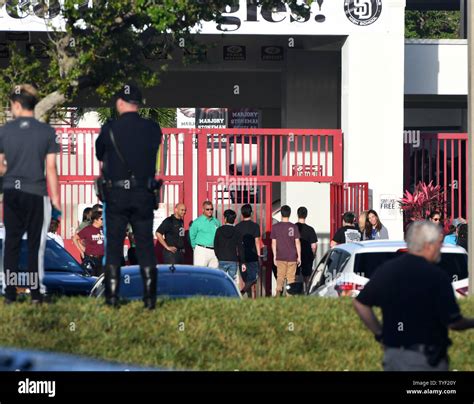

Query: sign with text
[261,46,284,61]
[292,164,323,177]
[223,45,246,61]
[379,194,398,219]
[198,0,387,35]
[228,109,260,128]
[196,108,228,149]
[177,108,196,129]
[196,108,228,129]
[0,1,388,34]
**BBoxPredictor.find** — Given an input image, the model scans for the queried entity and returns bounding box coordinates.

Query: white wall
[341,0,406,240]
[405,40,468,96]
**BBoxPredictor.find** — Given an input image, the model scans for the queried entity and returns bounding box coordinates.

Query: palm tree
[93,107,176,127]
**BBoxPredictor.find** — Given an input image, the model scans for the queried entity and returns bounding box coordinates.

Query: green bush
[406,11,461,39]
[0,297,473,371]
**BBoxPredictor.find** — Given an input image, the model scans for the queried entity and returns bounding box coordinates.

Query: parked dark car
[0,237,97,297]
[90,265,241,300]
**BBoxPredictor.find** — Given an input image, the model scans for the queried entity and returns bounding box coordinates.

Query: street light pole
[468,0,474,295]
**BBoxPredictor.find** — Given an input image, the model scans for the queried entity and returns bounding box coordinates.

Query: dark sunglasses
[205,208,214,211]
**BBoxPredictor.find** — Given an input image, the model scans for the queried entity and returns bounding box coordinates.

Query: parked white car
[307,241,468,299]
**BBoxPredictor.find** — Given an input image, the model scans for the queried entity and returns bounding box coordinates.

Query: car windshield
[120,271,238,298]
[0,239,83,273]
[354,252,468,281]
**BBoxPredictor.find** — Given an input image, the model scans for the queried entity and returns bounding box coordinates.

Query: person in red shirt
[77,211,105,276]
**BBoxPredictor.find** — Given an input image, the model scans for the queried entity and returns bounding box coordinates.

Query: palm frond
[94,107,176,127]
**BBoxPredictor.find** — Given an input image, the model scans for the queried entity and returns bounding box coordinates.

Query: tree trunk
[35,91,66,122]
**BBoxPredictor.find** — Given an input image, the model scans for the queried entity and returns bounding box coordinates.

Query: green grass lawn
[0,296,473,371]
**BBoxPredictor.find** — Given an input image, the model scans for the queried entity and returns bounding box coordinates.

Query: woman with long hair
[365,209,389,240]
[358,210,369,240]
[428,210,443,229]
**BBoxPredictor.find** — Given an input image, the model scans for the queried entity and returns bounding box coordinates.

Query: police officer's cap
[116,84,143,106]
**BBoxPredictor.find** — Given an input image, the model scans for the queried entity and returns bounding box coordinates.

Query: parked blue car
[90,265,241,300]
[0,237,97,297]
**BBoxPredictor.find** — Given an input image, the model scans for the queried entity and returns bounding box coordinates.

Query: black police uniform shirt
[296,222,318,268]
[0,117,59,196]
[95,112,162,181]
[157,215,185,249]
[235,220,260,263]
[332,225,361,244]
[356,254,462,348]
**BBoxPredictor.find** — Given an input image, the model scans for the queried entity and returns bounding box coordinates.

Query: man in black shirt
[156,203,186,265]
[0,85,60,304]
[353,221,474,371]
[331,211,361,247]
[235,204,261,297]
[96,84,162,310]
[296,207,318,291]
[214,209,243,283]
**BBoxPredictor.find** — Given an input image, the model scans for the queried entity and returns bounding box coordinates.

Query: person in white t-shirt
[47,218,64,247]
[331,212,361,247]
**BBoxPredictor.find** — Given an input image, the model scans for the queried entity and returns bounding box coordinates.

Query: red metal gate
[198,128,343,295]
[56,128,99,258]
[330,183,369,239]
[207,180,273,296]
[57,128,192,260]
[403,132,468,221]
[156,128,194,219]
[197,128,343,204]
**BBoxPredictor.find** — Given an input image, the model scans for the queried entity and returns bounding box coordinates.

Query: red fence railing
[330,183,369,239]
[197,128,343,206]
[403,132,468,222]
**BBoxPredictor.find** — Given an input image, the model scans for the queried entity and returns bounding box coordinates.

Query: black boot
[140,266,157,310]
[105,264,121,307]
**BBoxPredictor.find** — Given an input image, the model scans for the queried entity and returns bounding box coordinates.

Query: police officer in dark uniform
[156,203,187,265]
[96,84,162,309]
[353,221,474,371]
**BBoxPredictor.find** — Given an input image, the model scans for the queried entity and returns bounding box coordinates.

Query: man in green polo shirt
[190,201,221,268]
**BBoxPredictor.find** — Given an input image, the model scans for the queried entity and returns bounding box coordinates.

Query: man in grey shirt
[0,84,60,304]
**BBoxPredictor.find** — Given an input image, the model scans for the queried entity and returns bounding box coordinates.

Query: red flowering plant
[399,181,446,225]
